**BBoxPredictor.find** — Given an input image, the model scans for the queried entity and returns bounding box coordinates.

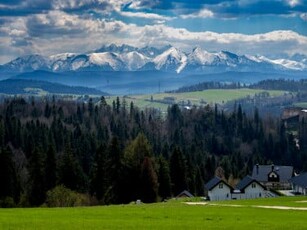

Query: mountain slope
[1,44,306,74]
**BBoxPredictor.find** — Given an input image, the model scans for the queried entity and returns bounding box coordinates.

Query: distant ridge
[0,79,108,96]
[1,44,306,74]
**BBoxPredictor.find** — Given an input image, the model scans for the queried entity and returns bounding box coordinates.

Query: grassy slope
[294,102,307,108]
[106,89,285,112]
[1,197,307,230]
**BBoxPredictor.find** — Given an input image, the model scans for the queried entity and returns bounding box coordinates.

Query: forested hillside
[1,97,307,207]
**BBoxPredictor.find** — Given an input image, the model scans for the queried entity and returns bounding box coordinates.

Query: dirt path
[184,202,307,211]
[252,205,307,211]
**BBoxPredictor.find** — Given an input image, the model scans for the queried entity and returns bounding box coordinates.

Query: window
[251,183,256,188]
[219,183,223,189]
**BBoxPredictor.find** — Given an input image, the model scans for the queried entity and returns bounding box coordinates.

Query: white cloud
[181,9,214,19]
[0,9,306,64]
[287,0,301,7]
[119,11,174,21]
[300,13,307,21]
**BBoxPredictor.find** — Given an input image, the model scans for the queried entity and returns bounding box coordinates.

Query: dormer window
[268,171,280,182]
[269,172,277,178]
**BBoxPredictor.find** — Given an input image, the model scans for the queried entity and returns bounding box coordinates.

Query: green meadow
[106,89,286,112]
[1,196,306,230]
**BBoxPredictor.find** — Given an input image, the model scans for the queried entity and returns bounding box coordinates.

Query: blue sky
[0,0,306,63]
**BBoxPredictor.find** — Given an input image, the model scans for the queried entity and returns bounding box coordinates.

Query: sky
[0,0,306,64]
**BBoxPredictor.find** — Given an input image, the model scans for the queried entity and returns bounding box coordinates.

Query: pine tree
[90,144,108,201]
[194,166,204,196]
[0,147,20,204]
[169,147,188,196]
[45,144,57,191]
[140,157,158,203]
[57,145,87,192]
[28,147,46,206]
[157,157,171,200]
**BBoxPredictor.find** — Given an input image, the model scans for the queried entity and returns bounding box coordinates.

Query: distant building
[252,164,294,189]
[205,175,276,201]
[176,190,194,198]
[205,177,233,201]
[232,176,267,200]
[289,172,307,195]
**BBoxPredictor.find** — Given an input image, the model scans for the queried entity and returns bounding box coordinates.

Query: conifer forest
[1,96,307,207]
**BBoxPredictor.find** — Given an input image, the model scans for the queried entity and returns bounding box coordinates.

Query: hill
[0,79,108,96]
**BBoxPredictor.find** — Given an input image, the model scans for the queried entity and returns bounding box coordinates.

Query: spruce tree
[28,147,46,206]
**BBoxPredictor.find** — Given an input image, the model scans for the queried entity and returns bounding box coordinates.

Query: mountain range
[1,44,306,74]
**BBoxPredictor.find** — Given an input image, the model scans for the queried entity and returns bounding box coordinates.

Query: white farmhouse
[205,177,233,201]
[232,176,267,200]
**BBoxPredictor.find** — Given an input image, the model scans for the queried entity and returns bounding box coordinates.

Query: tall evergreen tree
[0,147,20,204]
[57,145,87,192]
[169,147,188,196]
[45,144,57,191]
[140,157,158,203]
[157,157,171,200]
[90,144,108,202]
[28,147,46,206]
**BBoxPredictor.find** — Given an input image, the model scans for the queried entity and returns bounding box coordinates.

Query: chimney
[271,164,274,171]
[256,164,259,175]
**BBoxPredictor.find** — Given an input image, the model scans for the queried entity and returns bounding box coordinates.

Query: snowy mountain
[1,44,306,74]
[151,47,187,73]
[3,54,50,72]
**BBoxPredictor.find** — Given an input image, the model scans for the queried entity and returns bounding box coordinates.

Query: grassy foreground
[1,196,307,229]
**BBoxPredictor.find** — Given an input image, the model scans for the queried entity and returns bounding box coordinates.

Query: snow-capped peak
[1,44,306,74]
[153,47,187,73]
[188,47,218,65]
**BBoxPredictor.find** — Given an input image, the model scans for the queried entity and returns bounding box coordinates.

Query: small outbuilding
[176,190,194,198]
[205,177,233,201]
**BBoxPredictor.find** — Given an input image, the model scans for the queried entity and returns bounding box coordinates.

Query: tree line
[0,96,306,207]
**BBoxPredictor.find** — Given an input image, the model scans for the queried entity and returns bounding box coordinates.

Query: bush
[0,197,16,208]
[45,185,91,207]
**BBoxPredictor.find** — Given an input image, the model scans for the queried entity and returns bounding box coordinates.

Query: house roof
[252,165,293,183]
[236,175,266,191]
[204,176,233,191]
[176,190,194,198]
[289,172,307,188]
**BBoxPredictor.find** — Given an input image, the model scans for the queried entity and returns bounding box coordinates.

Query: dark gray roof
[236,175,266,191]
[205,176,233,191]
[252,165,294,183]
[176,190,194,198]
[289,172,307,188]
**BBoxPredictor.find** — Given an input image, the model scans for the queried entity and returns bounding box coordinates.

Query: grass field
[1,196,307,229]
[106,89,286,112]
[294,102,307,108]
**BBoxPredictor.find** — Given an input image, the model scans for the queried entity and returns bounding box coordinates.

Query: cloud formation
[0,0,306,63]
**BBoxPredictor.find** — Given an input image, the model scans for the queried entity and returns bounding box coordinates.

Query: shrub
[0,197,16,208]
[45,185,91,207]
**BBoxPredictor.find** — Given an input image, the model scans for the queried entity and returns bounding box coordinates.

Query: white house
[232,176,267,200]
[289,172,307,195]
[205,177,233,201]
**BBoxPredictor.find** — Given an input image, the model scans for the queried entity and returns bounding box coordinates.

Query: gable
[236,175,267,192]
[205,177,233,191]
[210,181,232,193]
